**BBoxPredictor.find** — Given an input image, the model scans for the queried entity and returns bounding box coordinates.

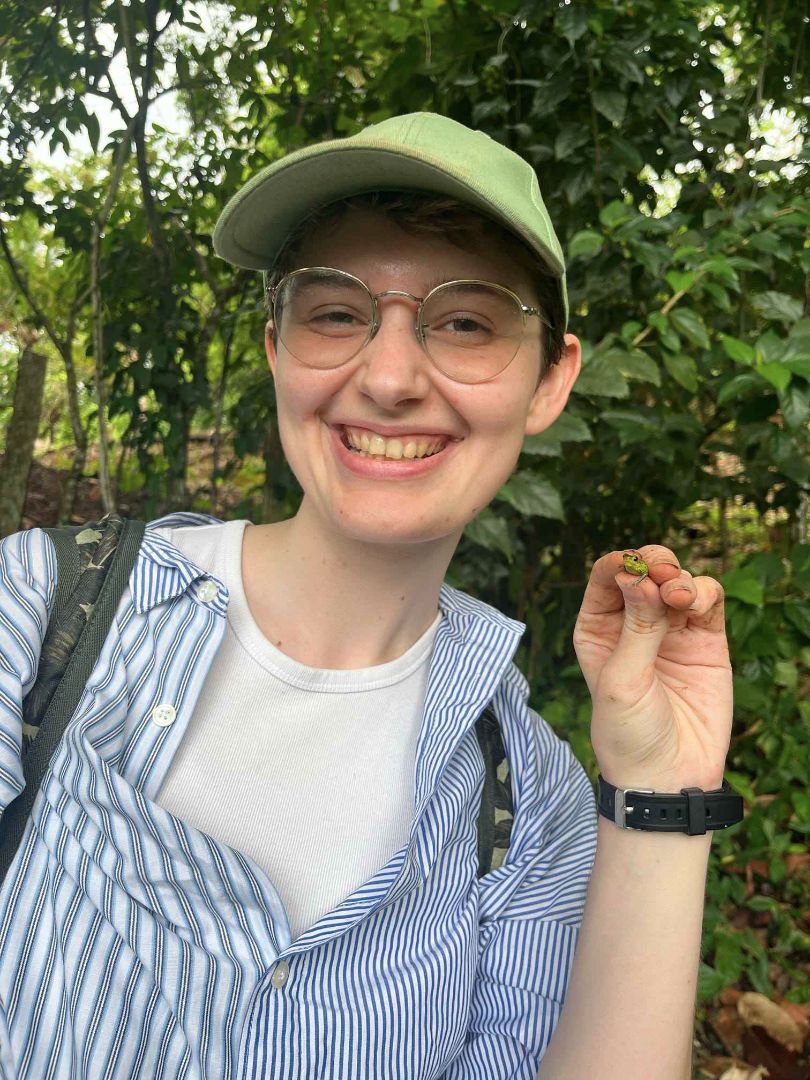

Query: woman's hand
[573,545,732,793]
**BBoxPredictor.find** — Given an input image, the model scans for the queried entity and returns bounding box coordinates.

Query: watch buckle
[614,786,655,828]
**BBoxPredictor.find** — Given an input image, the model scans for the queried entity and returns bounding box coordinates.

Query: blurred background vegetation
[0,0,808,1075]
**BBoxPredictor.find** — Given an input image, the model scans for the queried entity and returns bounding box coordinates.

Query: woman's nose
[353,300,433,408]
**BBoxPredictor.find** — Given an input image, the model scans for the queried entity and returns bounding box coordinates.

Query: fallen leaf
[741,1024,810,1080]
[712,1005,746,1054]
[722,988,745,1007]
[738,993,806,1053]
[786,854,810,877]
[781,1002,810,1032]
[718,1065,770,1080]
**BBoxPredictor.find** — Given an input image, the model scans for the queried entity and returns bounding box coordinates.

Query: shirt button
[270,960,289,989]
[152,703,176,727]
[195,580,218,603]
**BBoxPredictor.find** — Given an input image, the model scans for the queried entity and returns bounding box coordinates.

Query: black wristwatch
[597,775,744,835]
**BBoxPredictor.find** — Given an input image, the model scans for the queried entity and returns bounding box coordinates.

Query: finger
[636,544,683,587]
[659,569,696,610]
[580,546,684,617]
[579,550,629,616]
[687,576,726,632]
[609,567,670,670]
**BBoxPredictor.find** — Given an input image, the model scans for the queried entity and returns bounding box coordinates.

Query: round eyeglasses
[267,267,551,385]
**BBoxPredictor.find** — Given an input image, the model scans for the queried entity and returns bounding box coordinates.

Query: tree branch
[0,220,68,359]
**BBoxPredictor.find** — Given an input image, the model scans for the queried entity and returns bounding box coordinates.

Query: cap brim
[212,144,565,278]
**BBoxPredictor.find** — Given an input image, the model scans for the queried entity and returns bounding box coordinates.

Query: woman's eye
[310,308,365,327]
[437,314,491,335]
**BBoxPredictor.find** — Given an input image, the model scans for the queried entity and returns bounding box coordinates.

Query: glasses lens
[421,282,526,383]
[274,269,373,368]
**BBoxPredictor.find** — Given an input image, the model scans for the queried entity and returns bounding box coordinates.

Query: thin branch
[631,271,707,349]
[116,0,142,106]
[88,113,139,516]
[0,221,68,358]
[132,3,171,268]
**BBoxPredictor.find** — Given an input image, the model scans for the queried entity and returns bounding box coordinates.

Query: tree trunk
[0,346,47,538]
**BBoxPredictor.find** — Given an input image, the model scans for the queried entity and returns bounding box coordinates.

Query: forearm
[536,816,712,1080]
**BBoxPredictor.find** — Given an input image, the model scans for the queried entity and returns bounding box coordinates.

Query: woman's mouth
[340,424,448,460]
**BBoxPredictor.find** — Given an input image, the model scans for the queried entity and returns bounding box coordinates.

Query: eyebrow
[421,276,518,296]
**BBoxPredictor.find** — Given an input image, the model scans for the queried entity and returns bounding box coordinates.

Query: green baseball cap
[213,111,568,328]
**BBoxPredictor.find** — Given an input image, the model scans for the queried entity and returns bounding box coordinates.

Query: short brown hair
[264,191,565,373]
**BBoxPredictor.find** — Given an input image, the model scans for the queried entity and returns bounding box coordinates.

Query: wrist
[596,773,743,836]
[596,765,727,793]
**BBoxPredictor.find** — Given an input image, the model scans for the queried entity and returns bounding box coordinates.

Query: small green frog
[622,550,649,586]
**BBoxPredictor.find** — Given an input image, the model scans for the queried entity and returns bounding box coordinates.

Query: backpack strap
[0,514,145,884]
[475,705,513,879]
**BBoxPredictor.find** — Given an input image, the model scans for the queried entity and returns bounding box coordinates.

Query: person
[0,112,737,1079]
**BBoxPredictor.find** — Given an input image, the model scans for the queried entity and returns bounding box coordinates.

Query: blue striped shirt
[0,516,597,1079]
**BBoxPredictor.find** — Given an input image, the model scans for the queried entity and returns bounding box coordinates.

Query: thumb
[608,573,670,673]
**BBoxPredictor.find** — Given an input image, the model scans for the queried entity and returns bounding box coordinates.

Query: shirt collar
[131,516,528,648]
[131,514,229,615]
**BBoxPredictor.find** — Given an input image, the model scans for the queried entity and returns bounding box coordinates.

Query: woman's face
[265,208,581,548]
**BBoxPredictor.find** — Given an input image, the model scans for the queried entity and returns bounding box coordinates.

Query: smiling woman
[257,204,578,564]
[0,112,740,1080]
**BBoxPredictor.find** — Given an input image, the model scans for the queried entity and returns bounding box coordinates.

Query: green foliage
[2,0,808,1015]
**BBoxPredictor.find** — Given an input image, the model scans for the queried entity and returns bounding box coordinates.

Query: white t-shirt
[155,519,440,941]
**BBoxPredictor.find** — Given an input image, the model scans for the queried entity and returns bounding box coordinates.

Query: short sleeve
[440,689,598,1079]
[0,529,56,819]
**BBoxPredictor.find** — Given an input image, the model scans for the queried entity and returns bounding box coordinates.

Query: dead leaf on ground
[740,1024,810,1080]
[712,1005,747,1054]
[718,1066,770,1080]
[738,993,807,1053]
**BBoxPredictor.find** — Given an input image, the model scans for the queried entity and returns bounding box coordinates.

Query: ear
[524,334,582,437]
[265,318,278,377]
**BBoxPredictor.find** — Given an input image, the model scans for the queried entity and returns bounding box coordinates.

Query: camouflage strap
[475,705,514,878]
[0,514,145,884]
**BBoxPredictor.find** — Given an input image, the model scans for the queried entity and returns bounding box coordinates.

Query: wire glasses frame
[266,266,552,385]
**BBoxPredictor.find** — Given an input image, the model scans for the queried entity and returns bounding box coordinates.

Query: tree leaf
[751,291,803,324]
[720,334,756,365]
[464,509,512,561]
[599,199,633,229]
[554,123,590,160]
[568,229,603,259]
[556,5,588,46]
[605,49,644,84]
[614,348,661,385]
[573,353,630,397]
[785,601,810,640]
[663,352,699,392]
[522,412,592,455]
[758,362,792,392]
[668,307,710,349]
[600,409,659,446]
[592,90,627,126]
[722,569,764,606]
[497,472,565,521]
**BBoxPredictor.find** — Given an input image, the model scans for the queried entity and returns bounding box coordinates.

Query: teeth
[343,426,447,460]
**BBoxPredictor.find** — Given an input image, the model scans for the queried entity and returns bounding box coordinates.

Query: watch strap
[597,775,744,834]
